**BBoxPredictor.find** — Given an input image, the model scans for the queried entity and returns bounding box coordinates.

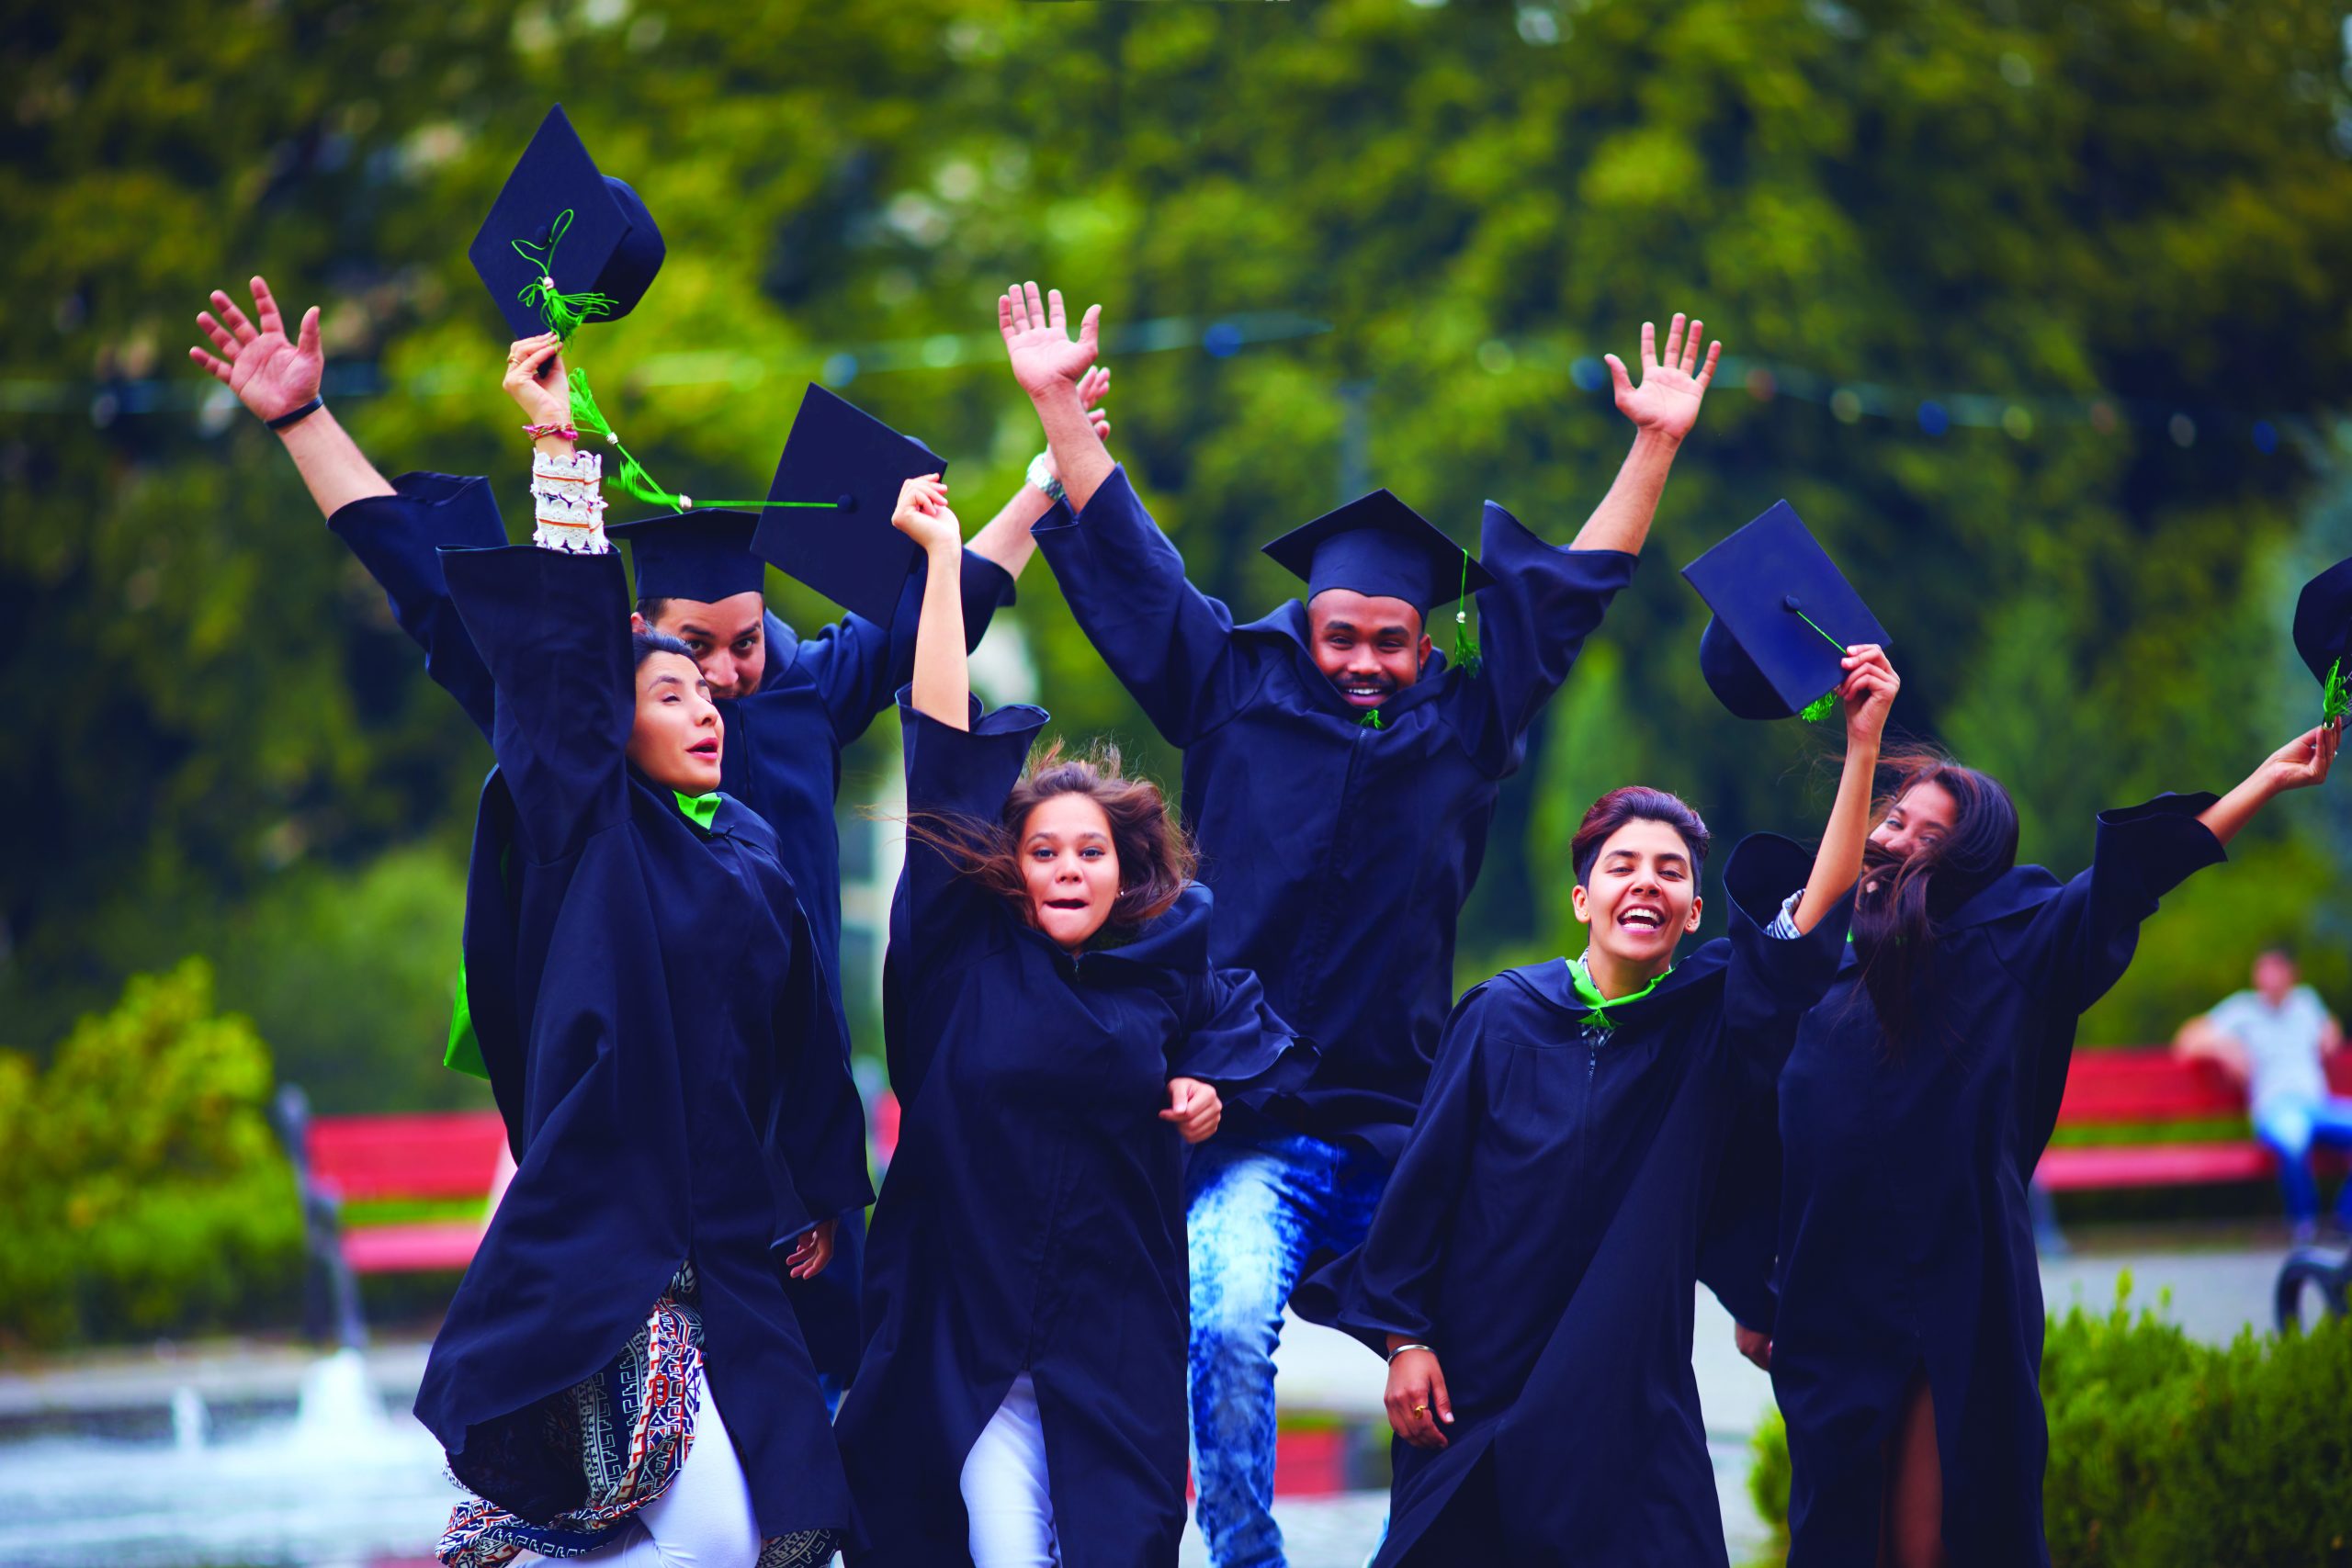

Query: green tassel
[1580,1009,1612,1032]
[2325,659,2348,728]
[512,211,615,340]
[1360,707,1385,730]
[1800,691,1838,723]
[569,368,687,510]
[567,367,844,515]
[1452,550,1483,678]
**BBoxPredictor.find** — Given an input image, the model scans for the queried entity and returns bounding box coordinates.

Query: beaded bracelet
[523,422,580,442]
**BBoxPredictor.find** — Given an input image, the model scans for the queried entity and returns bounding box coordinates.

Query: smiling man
[999,280,1721,1568]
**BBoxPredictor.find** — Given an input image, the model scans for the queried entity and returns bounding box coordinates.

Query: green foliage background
[8,0,2352,1105]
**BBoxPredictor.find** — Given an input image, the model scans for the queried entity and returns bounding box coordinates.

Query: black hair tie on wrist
[266,395,325,431]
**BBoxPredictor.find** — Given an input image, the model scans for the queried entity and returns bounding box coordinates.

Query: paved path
[0,1241,2315,1568]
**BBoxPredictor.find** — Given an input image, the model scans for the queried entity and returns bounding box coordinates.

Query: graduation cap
[607,510,767,604]
[2293,557,2352,726]
[470,105,665,341]
[1682,500,1888,722]
[752,385,948,626]
[1261,491,1495,617]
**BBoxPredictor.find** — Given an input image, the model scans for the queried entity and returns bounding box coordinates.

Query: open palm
[1605,313,1721,441]
[190,276,322,423]
[999,281,1100,397]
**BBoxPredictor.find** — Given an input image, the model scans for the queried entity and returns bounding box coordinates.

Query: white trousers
[574,1385,764,1568]
[958,1372,1063,1568]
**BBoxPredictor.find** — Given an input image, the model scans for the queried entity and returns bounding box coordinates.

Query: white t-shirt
[2208,985,2332,1118]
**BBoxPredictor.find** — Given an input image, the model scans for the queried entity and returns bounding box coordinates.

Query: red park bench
[2038,1046,2352,1192]
[305,1109,512,1273]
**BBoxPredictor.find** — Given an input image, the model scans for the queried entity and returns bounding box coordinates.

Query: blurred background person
[2175,948,2352,1245]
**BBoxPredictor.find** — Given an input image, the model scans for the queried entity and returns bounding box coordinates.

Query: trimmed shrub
[0,960,302,1350]
[1747,1276,2352,1566]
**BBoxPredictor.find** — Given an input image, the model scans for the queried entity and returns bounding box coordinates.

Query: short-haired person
[1750,724,2338,1568]
[2175,948,2352,1242]
[418,339,869,1568]
[835,476,1310,1568]
[191,276,1105,1393]
[1293,648,1897,1566]
[998,281,1722,1567]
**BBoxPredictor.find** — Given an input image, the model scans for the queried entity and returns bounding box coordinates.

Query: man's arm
[2174,1013,2252,1085]
[967,366,1111,581]
[192,276,394,516]
[1569,313,1722,554]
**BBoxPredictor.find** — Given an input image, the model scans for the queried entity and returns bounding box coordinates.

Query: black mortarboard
[752,385,947,626]
[1683,500,1888,721]
[607,510,766,604]
[470,106,665,341]
[1260,491,1494,618]
[2293,557,2352,724]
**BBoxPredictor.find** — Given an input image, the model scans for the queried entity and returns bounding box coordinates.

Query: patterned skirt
[435,1264,836,1568]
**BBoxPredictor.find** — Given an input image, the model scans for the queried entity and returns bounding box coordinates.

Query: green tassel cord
[567,367,842,514]
[1789,602,1848,724]
[512,210,615,340]
[1360,707,1385,730]
[1453,549,1484,678]
[2325,659,2348,728]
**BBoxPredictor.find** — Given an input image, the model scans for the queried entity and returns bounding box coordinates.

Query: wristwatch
[1025,451,1066,504]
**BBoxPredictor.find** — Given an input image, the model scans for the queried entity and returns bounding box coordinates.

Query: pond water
[0,1351,455,1568]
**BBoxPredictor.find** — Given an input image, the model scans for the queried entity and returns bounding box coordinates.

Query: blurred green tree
[6,0,2352,1095]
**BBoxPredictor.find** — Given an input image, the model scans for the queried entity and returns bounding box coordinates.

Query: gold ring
[1412,1404,1429,1415]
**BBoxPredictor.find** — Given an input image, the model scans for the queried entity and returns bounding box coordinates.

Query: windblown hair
[912,739,1196,937]
[631,627,698,670]
[1570,786,1713,887]
[1850,748,2020,1050]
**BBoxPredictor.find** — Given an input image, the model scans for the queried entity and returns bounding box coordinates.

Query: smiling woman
[837,474,1312,1568]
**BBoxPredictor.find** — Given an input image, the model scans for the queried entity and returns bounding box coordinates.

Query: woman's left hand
[502,333,571,427]
[1161,1077,1222,1144]
[1838,643,1899,748]
[785,1217,837,1280]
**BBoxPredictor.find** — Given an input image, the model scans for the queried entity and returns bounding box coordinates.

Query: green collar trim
[1568,951,1672,1032]
[673,790,721,830]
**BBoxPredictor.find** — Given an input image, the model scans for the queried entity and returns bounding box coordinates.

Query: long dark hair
[910,739,1195,938]
[1570,785,1713,886]
[1851,749,2020,1049]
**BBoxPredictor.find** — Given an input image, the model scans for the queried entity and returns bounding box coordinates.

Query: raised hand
[891,474,962,555]
[2258,723,2342,795]
[1159,1077,1222,1144]
[501,334,571,428]
[1837,644,1900,749]
[189,276,322,424]
[1604,312,1722,442]
[1000,280,1101,399]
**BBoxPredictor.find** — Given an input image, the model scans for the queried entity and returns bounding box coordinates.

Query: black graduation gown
[413,543,874,1546]
[1770,795,2223,1567]
[1034,467,1635,1164]
[837,696,1313,1568]
[1293,837,1848,1567]
[326,475,1012,1379]
[327,471,508,735]
[718,559,1011,1380]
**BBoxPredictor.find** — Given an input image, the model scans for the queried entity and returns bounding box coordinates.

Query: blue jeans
[1186,1121,1387,1568]
[2254,1095,2352,1232]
